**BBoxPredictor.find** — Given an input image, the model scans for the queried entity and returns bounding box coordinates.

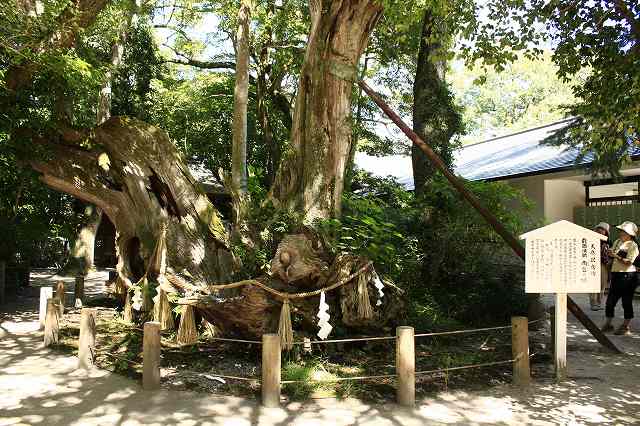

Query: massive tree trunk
[411,9,461,196]
[231,0,251,222]
[269,0,383,220]
[31,118,233,288]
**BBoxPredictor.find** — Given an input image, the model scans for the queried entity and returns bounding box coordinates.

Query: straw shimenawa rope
[172,261,375,350]
[158,289,175,331]
[177,261,374,301]
[177,305,198,346]
[357,271,373,320]
[277,298,294,350]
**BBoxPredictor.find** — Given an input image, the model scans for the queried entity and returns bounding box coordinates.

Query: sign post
[520,220,606,381]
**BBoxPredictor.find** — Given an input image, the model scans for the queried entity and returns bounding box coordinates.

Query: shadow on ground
[0,272,639,425]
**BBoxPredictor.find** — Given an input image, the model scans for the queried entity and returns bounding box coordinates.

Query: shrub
[317,170,536,327]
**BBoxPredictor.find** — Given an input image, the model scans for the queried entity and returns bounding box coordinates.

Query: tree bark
[31,118,232,288]
[97,25,128,125]
[67,205,103,274]
[411,9,461,196]
[231,0,251,222]
[269,0,383,220]
[345,54,370,191]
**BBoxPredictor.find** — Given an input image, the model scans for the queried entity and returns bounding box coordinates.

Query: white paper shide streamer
[132,286,143,311]
[316,291,333,340]
[373,272,385,306]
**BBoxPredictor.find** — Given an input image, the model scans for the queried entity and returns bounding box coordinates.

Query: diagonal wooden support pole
[358,79,621,354]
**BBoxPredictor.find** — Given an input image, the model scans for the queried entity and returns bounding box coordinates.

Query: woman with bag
[602,221,639,335]
[590,222,611,311]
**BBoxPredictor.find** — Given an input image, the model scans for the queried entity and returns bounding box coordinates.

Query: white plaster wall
[503,176,545,226]
[543,179,585,222]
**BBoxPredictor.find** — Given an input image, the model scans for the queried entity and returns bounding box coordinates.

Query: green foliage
[462,0,640,174]
[315,173,416,278]
[281,358,341,400]
[232,202,306,278]
[450,52,582,144]
[0,138,80,265]
[112,20,164,120]
[323,171,535,326]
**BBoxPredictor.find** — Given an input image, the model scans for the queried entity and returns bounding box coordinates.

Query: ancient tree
[7,0,402,339]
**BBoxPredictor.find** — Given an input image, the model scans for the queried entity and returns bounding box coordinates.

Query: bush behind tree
[315,170,535,328]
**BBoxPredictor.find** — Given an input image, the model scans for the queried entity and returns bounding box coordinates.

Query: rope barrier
[415,358,515,376]
[415,325,511,338]
[96,350,142,367]
[197,337,262,345]
[292,335,395,345]
[282,373,397,384]
[194,373,259,382]
[286,322,515,345]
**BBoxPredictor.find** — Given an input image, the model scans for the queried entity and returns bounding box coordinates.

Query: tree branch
[6,0,110,92]
[612,0,640,43]
[162,58,236,70]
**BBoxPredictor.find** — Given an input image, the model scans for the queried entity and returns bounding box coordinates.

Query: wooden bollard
[74,276,85,308]
[511,316,531,386]
[44,298,59,347]
[78,308,97,369]
[261,334,281,408]
[396,326,415,407]
[0,260,5,305]
[39,287,53,329]
[54,281,65,316]
[143,322,161,390]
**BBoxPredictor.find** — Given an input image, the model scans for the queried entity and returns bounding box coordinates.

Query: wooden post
[143,321,161,390]
[54,281,65,316]
[0,260,5,305]
[44,298,59,347]
[511,316,530,386]
[396,326,415,408]
[555,293,567,381]
[74,276,85,308]
[39,287,53,329]
[78,308,97,369]
[261,333,281,408]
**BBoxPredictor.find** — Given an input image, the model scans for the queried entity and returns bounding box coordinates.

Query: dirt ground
[1,269,639,425]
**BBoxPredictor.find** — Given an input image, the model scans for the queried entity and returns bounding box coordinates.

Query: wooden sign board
[520,220,606,294]
[520,220,607,381]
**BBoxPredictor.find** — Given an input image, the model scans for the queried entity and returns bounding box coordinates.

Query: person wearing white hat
[602,221,639,335]
[590,222,611,311]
